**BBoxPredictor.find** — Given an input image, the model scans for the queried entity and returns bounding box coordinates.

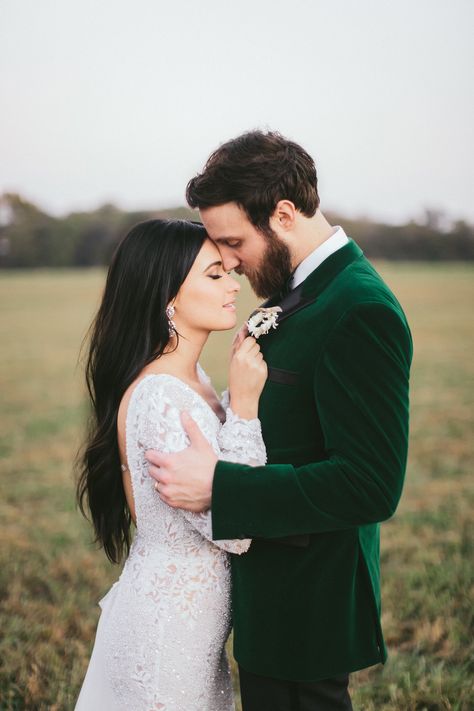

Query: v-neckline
[136,372,225,426]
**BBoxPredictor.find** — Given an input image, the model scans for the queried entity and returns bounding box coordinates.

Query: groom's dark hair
[186,130,320,235]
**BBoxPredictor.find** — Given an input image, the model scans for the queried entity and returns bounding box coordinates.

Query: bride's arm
[188,336,268,549]
[181,347,267,553]
[200,337,268,468]
[136,377,258,554]
[181,403,267,555]
[218,404,267,467]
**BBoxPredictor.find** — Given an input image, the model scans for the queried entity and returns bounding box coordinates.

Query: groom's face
[200,202,293,299]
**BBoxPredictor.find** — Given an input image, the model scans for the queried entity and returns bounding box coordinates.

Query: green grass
[0,264,473,710]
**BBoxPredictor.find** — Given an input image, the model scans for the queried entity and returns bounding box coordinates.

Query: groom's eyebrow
[214,237,236,244]
[203,260,223,272]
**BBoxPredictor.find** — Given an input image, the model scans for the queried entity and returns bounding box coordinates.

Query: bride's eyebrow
[203,260,223,272]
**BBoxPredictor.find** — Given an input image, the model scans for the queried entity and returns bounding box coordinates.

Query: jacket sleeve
[211,302,413,540]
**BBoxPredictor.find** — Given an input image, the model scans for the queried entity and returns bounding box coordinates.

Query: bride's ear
[166,295,178,314]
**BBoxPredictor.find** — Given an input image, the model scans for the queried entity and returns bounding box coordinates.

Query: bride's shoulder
[119,373,188,425]
[130,373,188,408]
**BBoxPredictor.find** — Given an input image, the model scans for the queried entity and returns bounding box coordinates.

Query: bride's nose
[228,277,240,293]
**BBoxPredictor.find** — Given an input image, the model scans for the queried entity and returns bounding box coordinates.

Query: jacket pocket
[267,367,300,385]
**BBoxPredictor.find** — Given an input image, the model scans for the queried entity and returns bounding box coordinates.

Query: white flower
[246,306,282,339]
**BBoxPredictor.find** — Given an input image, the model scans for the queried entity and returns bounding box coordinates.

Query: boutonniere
[246,306,283,339]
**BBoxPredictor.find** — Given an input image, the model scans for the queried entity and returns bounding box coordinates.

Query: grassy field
[0,264,473,710]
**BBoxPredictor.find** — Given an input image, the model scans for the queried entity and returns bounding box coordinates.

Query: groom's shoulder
[327,252,405,316]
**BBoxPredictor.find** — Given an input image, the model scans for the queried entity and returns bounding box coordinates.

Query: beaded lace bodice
[95,368,266,711]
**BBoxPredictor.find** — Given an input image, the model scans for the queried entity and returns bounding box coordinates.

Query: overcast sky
[1,0,473,223]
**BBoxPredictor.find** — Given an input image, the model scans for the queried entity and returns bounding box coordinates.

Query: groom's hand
[145,412,217,512]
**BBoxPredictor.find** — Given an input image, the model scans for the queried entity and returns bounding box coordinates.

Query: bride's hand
[229,336,267,420]
[231,321,249,358]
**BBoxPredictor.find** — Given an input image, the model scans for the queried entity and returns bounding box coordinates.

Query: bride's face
[172,238,240,335]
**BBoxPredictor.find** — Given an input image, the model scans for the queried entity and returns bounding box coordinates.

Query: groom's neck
[289,209,337,270]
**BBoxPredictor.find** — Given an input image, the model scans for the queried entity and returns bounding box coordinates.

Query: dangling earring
[166,305,176,336]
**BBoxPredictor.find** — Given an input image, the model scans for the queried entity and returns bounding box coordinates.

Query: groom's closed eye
[218,238,242,248]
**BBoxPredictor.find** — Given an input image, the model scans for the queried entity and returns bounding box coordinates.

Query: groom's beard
[240,231,293,300]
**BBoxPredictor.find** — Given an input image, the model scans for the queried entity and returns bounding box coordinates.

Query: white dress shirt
[291,226,349,289]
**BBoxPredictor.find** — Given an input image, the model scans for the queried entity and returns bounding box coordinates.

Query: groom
[147,131,413,710]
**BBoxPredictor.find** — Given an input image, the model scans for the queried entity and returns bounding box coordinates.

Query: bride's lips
[223,301,236,311]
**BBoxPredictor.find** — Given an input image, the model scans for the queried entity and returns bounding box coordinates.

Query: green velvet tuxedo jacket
[212,239,413,682]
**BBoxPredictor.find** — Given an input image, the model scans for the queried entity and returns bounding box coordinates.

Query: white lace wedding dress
[75,368,266,711]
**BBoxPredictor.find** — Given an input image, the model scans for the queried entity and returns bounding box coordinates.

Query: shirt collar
[291,226,349,289]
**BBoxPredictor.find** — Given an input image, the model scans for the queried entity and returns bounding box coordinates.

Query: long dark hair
[76,219,207,563]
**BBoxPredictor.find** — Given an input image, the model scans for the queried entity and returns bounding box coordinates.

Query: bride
[75,219,267,711]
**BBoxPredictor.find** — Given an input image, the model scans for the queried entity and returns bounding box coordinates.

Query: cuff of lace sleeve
[225,406,262,429]
[232,539,252,555]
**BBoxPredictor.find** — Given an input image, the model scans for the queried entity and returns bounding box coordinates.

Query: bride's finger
[231,324,249,351]
[243,340,261,357]
[236,336,258,353]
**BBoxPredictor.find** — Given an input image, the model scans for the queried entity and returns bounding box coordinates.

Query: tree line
[0,193,473,268]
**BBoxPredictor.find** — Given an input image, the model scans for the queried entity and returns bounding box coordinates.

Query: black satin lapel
[276,285,317,324]
[250,285,316,324]
[254,284,303,314]
[258,294,280,309]
[277,284,303,312]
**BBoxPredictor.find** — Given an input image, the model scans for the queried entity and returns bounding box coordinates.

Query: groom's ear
[270,200,296,236]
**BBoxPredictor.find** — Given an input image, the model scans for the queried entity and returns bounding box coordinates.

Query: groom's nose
[220,250,241,273]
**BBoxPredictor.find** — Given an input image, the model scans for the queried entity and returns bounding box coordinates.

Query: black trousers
[238,665,353,711]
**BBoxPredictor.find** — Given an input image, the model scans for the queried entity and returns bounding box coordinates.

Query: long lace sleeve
[218,389,267,467]
[184,393,267,554]
[180,393,253,555]
[133,375,251,555]
[181,509,251,554]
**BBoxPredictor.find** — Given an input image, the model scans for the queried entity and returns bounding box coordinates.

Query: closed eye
[221,239,241,248]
